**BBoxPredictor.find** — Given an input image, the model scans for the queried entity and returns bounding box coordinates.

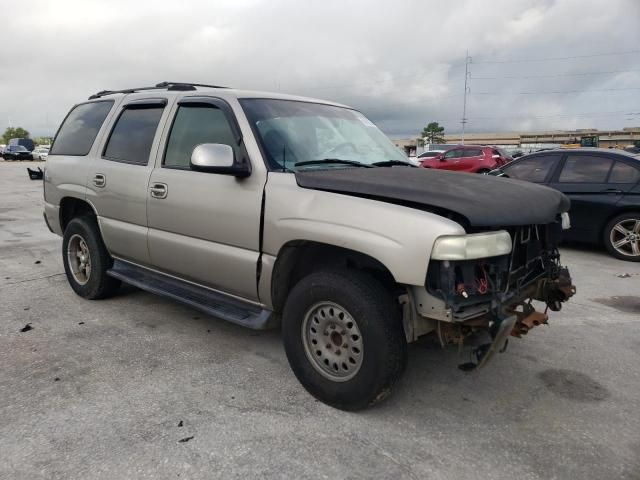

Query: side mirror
[190,143,250,177]
[439,155,446,161]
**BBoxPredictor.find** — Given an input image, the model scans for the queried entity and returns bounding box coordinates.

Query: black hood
[295,167,570,228]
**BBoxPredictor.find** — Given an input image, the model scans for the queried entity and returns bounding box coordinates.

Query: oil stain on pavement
[592,296,640,314]
[537,369,610,402]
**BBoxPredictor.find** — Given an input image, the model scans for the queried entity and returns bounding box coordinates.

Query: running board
[107,260,276,330]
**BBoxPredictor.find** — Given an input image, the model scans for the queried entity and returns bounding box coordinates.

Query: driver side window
[164,104,239,169]
[444,149,461,159]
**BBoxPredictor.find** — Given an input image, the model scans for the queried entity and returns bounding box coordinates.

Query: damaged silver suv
[43,82,575,410]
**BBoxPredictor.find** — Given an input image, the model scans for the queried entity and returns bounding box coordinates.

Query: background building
[393,127,640,156]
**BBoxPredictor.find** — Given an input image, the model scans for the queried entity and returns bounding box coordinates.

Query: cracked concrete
[1,160,639,479]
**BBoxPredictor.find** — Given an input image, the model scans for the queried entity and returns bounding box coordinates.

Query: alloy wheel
[67,234,92,285]
[610,218,640,258]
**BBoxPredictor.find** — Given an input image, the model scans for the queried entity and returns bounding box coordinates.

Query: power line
[461,51,471,144]
[473,49,640,64]
[414,108,640,123]
[473,86,640,95]
[471,69,640,80]
[471,109,640,120]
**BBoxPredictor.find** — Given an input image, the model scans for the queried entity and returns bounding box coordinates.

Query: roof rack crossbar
[88,82,228,100]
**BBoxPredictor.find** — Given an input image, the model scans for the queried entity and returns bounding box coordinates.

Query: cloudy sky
[2,0,639,138]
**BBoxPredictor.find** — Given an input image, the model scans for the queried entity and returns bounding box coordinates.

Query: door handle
[150,183,168,199]
[93,173,106,188]
[600,188,623,194]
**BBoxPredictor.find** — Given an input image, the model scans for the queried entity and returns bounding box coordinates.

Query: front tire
[604,212,640,261]
[282,269,407,410]
[62,216,121,298]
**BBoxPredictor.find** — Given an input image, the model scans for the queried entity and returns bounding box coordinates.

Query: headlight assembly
[431,231,512,260]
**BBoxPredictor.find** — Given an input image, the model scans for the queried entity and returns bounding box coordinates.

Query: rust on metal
[510,309,548,337]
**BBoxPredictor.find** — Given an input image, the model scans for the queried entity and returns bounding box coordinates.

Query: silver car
[43,82,575,410]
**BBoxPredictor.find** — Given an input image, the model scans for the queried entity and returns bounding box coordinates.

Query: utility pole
[461,50,471,145]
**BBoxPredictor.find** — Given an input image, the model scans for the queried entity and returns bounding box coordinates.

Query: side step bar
[107,260,277,330]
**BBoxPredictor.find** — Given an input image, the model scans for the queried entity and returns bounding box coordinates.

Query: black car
[491,148,640,261]
[3,145,33,161]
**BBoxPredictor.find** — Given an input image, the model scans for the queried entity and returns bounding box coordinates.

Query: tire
[603,212,640,261]
[477,169,491,174]
[282,269,407,410]
[62,216,121,298]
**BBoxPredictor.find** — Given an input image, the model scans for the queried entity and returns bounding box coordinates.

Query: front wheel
[282,269,407,410]
[604,212,640,261]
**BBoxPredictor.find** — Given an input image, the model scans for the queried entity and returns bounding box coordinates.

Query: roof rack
[88,82,228,100]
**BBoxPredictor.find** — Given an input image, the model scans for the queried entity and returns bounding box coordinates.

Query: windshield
[240,98,409,170]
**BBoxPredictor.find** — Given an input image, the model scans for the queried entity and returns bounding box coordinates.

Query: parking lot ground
[1,160,639,479]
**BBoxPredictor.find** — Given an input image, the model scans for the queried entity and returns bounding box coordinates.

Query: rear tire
[477,168,491,174]
[604,212,640,261]
[282,269,407,410]
[62,216,121,299]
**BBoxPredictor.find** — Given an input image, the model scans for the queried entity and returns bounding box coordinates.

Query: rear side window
[464,149,483,157]
[50,101,114,156]
[559,155,613,183]
[164,105,239,169]
[505,154,560,183]
[609,161,640,184]
[103,106,164,165]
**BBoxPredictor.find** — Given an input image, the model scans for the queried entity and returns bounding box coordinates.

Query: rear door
[87,97,172,265]
[548,152,618,243]
[460,147,484,171]
[146,96,265,301]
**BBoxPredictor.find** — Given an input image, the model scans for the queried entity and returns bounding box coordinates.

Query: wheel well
[600,208,640,242]
[59,197,96,233]
[271,241,398,313]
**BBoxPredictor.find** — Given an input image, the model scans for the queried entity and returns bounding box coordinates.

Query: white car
[32,146,50,161]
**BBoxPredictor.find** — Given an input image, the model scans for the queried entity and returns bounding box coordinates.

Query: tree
[34,136,53,146]
[419,122,445,145]
[2,127,30,145]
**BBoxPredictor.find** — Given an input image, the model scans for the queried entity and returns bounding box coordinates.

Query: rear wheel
[62,216,121,298]
[477,168,491,174]
[604,212,640,261]
[282,269,407,410]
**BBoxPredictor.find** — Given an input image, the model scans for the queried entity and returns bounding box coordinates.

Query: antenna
[461,51,472,145]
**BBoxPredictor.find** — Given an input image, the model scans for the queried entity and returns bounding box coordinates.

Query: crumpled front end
[407,215,576,371]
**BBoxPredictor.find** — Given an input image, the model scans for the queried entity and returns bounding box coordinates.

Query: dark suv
[3,145,33,161]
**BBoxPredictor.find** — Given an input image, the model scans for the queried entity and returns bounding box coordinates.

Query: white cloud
[1,0,639,137]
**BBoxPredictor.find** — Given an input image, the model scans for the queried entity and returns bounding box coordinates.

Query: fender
[262,172,465,287]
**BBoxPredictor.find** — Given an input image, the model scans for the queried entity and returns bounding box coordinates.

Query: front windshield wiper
[294,158,373,168]
[371,160,416,167]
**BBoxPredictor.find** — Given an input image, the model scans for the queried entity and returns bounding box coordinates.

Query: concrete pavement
[1,160,639,479]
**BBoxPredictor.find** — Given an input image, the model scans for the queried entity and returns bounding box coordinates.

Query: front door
[146,97,265,301]
[441,148,465,171]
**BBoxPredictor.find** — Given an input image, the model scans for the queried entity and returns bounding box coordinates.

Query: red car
[419,145,511,173]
